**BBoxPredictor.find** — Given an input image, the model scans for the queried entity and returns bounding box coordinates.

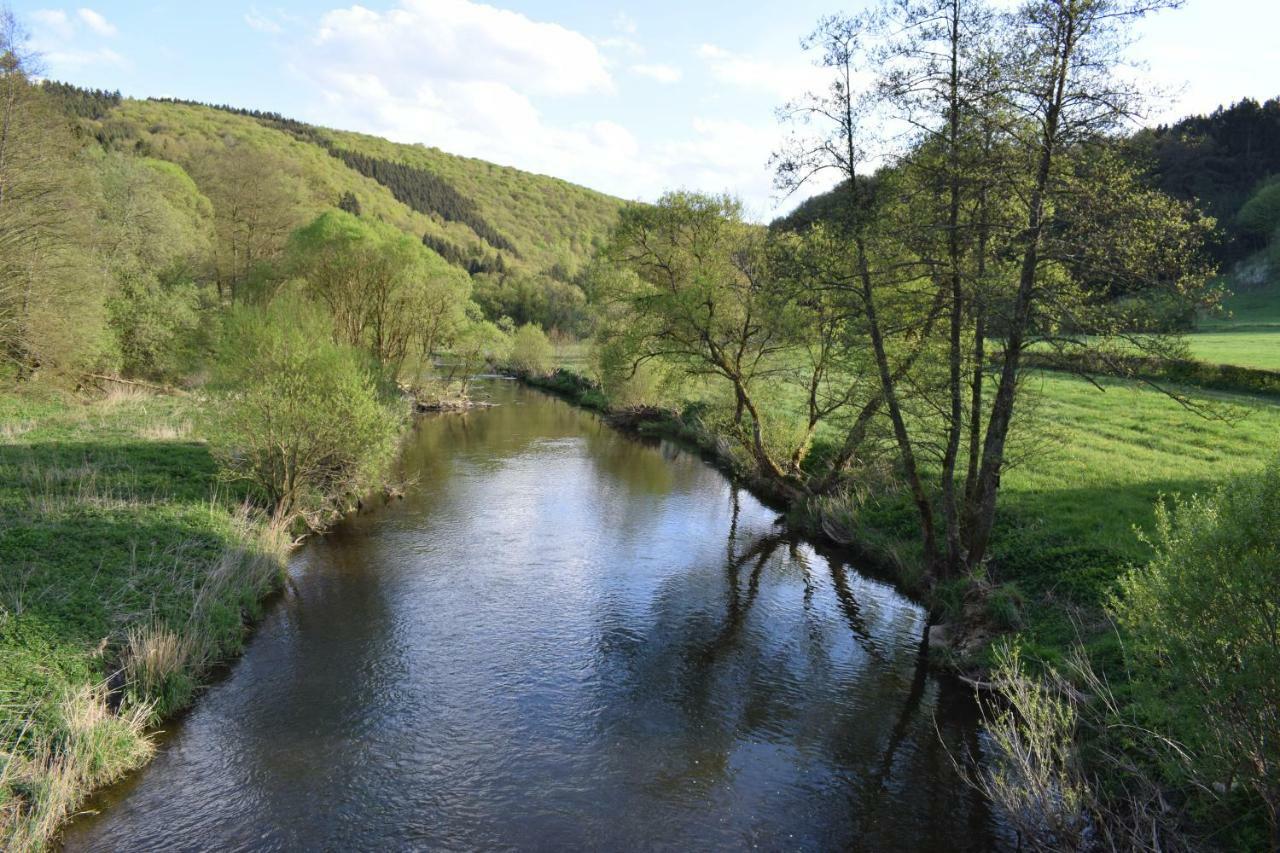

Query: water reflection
[63,381,994,852]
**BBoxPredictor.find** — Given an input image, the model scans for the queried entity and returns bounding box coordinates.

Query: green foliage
[1236,177,1280,242]
[285,210,472,373]
[210,297,402,528]
[1113,464,1280,840]
[331,148,517,253]
[95,153,217,380]
[506,323,554,377]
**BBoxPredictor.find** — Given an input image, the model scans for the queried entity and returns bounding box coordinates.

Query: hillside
[66,93,624,325]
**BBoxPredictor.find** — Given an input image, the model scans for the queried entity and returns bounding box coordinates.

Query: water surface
[64,381,993,851]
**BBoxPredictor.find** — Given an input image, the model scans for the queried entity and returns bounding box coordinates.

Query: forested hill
[53,89,625,331]
[773,96,1280,266]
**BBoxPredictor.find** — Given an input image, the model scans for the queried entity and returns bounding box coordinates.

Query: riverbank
[0,381,417,850]
[0,386,286,848]
[522,364,1280,673]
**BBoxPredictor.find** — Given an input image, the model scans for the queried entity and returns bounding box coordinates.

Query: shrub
[507,323,554,378]
[1113,463,1280,846]
[210,297,402,529]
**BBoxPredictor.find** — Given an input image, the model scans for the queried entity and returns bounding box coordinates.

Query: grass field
[0,387,285,849]
[1187,268,1280,368]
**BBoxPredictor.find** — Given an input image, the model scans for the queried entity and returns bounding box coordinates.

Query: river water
[63,381,995,851]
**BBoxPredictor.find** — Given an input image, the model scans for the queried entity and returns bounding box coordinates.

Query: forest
[1,0,1279,850]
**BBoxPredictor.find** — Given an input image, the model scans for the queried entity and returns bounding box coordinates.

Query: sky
[11,0,1280,217]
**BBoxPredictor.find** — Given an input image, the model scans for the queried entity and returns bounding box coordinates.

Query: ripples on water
[63,381,995,852]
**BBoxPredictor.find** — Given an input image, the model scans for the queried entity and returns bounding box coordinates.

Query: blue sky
[12,0,1280,215]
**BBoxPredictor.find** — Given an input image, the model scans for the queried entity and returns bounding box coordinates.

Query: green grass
[0,386,285,849]
[1185,266,1280,369]
[1184,331,1280,370]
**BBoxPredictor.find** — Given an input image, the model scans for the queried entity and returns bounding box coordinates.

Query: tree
[210,297,401,529]
[776,0,1213,575]
[446,316,509,397]
[601,192,806,488]
[285,210,472,375]
[191,142,306,303]
[337,190,361,217]
[0,11,112,378]
[97,154,216,380]
[507,323,554,377]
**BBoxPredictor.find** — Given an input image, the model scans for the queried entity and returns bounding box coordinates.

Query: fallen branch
[82,373,190,397]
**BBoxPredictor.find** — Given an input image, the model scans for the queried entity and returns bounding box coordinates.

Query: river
[63,380,995,851]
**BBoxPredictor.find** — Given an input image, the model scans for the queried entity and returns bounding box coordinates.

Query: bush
[108,277,210,381]
[507,323,554,377]
[1113,463,1280,846]
[210,297,402,529]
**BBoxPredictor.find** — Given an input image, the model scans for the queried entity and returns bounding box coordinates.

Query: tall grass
[0,389,290,849]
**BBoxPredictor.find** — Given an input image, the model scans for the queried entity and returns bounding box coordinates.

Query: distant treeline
[147,97,332,148]
[40,81,121,119]
[1132,96,1280,259]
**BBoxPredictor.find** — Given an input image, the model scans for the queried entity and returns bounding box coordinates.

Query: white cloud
[631,63,682,84]
[30,9,73,39]
[287,1,657,198]
[29,7,123,68]
[312,0,612,97]
[76,8,116,37]
[279,0,813,214]
[245,8,284,34]
[697,42,828,100]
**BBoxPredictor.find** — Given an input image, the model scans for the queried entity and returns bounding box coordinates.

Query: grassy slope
[97,100,624,280]
[0,387,284,848]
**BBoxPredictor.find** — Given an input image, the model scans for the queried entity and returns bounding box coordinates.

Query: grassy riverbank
[0,386,288,849]
[531,350,1280,669]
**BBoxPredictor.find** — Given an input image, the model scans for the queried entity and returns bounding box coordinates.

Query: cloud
[28,7,123,68]
[30,9,73,39]
[311,0,612,97]
[245,8,285,34]
[631,63,682,84]
[287,1,654,197]
[279,0,812,214]
[697,43,828,99]
[76,8,116,37]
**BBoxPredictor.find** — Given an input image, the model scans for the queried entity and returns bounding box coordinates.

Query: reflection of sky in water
[65,381,996,852]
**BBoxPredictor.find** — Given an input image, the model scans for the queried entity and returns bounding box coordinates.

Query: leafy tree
[507,323,554,377]
[285,210,472,374]
[1236,177,1280,244]
[96,154,216,379]
[775,0,1214,575]
[0,14,113,379]
[1114,464,1280,849]
[189,142,307,302]
[210,297,401,529]
[445,317,509,397]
